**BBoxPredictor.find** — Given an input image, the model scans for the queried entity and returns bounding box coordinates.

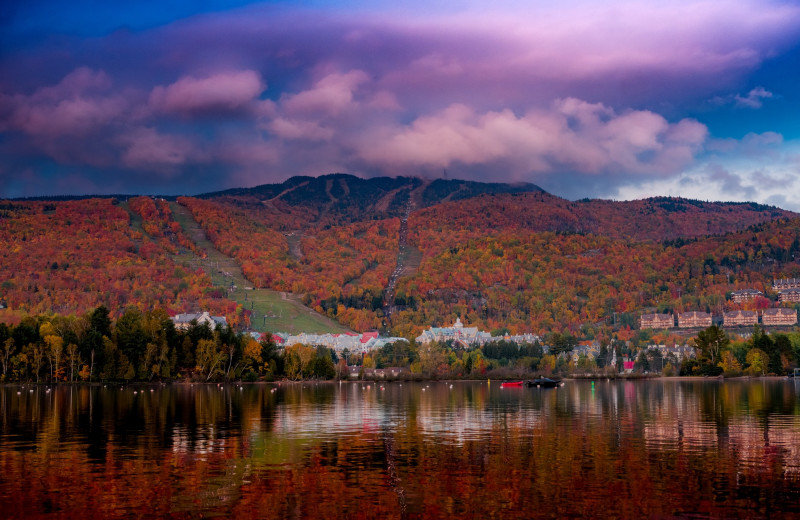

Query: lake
[2,379,800,519]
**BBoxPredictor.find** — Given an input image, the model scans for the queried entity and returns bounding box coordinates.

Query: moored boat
[500,381,524,388]
[526,377,562,388]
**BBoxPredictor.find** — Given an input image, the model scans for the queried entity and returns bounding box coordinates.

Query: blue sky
[1,0,800,209]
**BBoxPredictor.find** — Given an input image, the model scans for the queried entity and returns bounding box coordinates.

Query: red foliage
[0,199,235,319]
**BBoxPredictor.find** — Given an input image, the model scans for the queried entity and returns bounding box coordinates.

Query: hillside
[2,176,798,338]
[0,198,238,321]
[177,177,800,336]
[408,192,793,243]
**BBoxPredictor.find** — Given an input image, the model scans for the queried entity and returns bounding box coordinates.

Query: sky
[1,0,800,209]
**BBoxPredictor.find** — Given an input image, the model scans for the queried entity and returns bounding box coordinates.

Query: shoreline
[2,374,796,387]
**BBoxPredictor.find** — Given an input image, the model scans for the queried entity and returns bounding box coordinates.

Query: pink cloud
[267,117,334,141]
[282,70,369,116]
[117,127,201,173]
[357,98,707,177]
[149,70,265,116]
[1,67,129,137]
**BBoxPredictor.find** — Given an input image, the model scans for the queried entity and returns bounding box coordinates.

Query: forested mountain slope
[1,175,797,337]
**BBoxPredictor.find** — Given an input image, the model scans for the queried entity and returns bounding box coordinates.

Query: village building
[347,366,409,379]
[762,308,798,326]
[171,311,227,331]
[623,360,635,374]
[647,344,696,360]
[415,318,492,347]
[639,313,674,329]
[730,289,763,303]
[677,311,712,328]
[723,310,758,327]
[773,278,800,291]
[778,288,800,303]
[276,331,406,354]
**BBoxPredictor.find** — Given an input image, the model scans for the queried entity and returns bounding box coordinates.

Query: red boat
[500,381,524,388]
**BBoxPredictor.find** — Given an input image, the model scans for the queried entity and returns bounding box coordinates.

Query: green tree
[196,338,223,381]
[746,348,768,376]
[694,325,728,366]
[634,351,650,373]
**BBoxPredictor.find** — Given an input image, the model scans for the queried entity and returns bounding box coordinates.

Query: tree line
[0,305,338,383]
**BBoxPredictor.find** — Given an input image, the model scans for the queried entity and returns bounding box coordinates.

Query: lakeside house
[723,310,758,327]
[730,289,763,303]
[762,308,798,326]
[677,311,712,328]
[639,313,674,329]
[171,311,227,331]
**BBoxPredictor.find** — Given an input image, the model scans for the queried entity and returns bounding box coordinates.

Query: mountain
[2,175,799,338]
[199,174,544,228]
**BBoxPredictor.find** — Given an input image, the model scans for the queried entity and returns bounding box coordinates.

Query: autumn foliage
[0,198,235,319]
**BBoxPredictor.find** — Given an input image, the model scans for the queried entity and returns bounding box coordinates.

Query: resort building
[274,331,407,354]
[415,318,492,347]
[171,311,227,331]
[677,311,712,329]
[639,313,674,329]
[730,289,763,303]
[778,289,800,303]
[723,310,758,327]
[773,278,800,291]
[762,308,798,326]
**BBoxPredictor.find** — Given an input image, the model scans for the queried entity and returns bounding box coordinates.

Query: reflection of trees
[3,382,800,518]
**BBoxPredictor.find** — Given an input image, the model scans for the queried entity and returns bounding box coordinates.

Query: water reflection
[2,380,800,518]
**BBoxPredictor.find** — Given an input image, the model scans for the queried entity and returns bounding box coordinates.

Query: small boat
[500,381,524,388]
[526,377,562,388]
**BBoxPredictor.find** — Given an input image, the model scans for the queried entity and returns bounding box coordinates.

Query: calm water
[2,380,800,519]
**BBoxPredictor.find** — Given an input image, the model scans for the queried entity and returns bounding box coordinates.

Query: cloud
[710,86,775,109]
[707,163,757,199]
[267,117,334,141]
[735,86,773,108]
[708,131,783,157]
[281,70,369,116]
[356,99,707,177]
[116,127,202,173]
[2,1,800,201]
[613,137,800,211]
[0,67,129,137]
[149,70,266,116]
